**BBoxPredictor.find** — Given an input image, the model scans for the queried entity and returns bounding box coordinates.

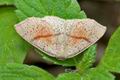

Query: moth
[15,16,106,60]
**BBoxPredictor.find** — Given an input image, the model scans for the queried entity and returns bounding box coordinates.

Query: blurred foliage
[99,27,120,73]
[0,0,14,5]
[56,72,82,80]
[0,7,31,63]
[0,63,55,80]
[56,68,115,80]
[15,0,87,21]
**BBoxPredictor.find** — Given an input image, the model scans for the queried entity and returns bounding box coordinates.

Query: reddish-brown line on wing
[69,35,91,43]
[33,34,53,40]
[33,33,61,40]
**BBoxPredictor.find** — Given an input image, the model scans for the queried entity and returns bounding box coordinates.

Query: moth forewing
[15,16,107,60]
[15,17,40,41]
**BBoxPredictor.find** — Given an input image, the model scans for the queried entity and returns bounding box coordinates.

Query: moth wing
[63,19,106,58]
[15,16,65,58]
[15,17,106,60]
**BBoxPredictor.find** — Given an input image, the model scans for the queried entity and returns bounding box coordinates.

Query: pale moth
[15,16,106,60]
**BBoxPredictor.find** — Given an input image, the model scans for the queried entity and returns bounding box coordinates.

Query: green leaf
[35,49,82,66]
[0,0,14,5]
[0,7,31,63]
[35,45,96,67]
[0,63,55,80]
[56,72,81,80]
[56,68,115,80]
[76,45,96,74]
[83,68,115,80]
[15,0,87,21]
[99,27,120,73]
